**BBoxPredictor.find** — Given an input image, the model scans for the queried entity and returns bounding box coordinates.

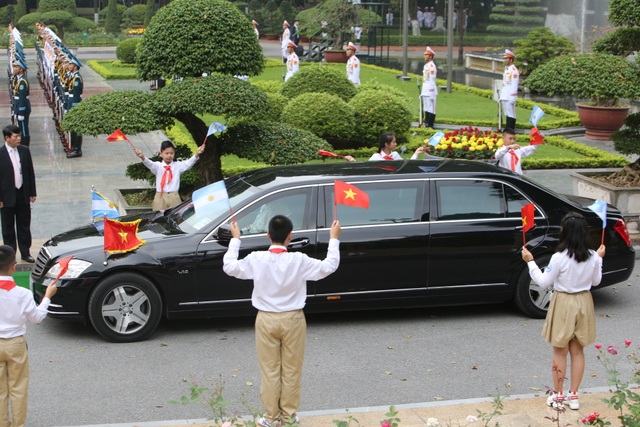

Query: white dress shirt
[494,145,538,175]
[527,250,602,293]
[142,156,198,193]
[6,145,22,189]
[0,276,51,338]
[223,239,340,312]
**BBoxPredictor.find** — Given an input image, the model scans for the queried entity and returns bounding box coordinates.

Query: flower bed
[127,26,146,36]
[424,126,502,161]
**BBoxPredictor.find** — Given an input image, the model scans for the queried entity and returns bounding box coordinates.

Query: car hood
[42,211,192,258]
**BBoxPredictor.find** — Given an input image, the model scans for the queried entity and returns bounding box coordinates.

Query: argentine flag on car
[92,190,120,234]
[193,180,230,216]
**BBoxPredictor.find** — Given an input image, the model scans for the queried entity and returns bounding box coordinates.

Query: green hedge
[87,59,137,79]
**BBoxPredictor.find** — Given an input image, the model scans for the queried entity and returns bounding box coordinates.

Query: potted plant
[525,52,640,140]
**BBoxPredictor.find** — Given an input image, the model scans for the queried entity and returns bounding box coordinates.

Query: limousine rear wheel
[514,256,552,319]
[88,273,162,343]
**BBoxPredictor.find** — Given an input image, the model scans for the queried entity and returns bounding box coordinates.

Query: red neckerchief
[160,165,173,193]
[509,150,519,171]
[269,247,288,254]
[0,279,16,291]
[383,154,394,160]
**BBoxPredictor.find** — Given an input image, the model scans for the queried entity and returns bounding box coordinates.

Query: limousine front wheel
[88,273,163,343]
[514,257,552,319]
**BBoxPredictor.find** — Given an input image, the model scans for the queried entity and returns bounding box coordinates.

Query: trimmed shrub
[38,0,76,15]
[98,4,126,25]
[281,65,357,102]
[0,5,15,26]
[221,121,333,165]
[105,0,123,34]
[349,89,412,146]
[14,1,25,22]
[68,16,96,33]
[258,92,288,122]
[357,80,412,111]
[281,92,355,143]
[116,38,141,64]
[123,4,146,28]
[252,80,282,94]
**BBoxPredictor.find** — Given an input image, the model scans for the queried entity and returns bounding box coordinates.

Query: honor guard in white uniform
[500,49,519,130]
[421,46,438,128]
[281,21,290,63]
[252,20,259,39]
[346,42,360,86]
[285,41,299,82]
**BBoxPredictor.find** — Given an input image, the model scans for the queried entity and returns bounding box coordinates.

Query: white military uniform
[421,60,437,114]
[346,55,360,85]
[500,63,519,120]
[281,26,290,61]
[285,51,299,81]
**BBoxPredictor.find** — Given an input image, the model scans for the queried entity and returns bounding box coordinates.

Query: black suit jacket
[0,144,37,208]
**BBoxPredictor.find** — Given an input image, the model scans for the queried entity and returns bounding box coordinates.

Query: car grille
[32,247,51,278]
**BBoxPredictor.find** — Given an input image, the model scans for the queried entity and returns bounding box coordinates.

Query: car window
[505,184,531,218]
[325,181,423,226]
[436,180,504,220]
[236,189,310,235]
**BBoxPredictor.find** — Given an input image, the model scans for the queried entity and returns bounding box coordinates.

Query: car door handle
[288,238,310,249]
[515,224,535,231]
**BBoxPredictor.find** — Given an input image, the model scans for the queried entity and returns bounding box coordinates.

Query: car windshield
[166,177,259,233]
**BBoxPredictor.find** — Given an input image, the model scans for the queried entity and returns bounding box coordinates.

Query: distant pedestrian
[500,49,519,130]
[494,128,538,175]
[223,216,342,427]
[134,140,205,211]
[285,41,299,81]
[421,46,438,128]
[0,244,58,427]
[386,8,393,26]
[252,20,259,39]
[281,21,290,63]
[346,42,360,86]
[522,213,605,411]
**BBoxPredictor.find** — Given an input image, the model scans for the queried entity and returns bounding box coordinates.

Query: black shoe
[22,256,35,263]
[66,150,82,158]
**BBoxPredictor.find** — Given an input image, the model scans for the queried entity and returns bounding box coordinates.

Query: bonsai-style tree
[524,53,640,107]
[513,27,576,77]
[104,0,121,35]
[593,0,640,56]
[17,0,76,40]
[487,0,544,36]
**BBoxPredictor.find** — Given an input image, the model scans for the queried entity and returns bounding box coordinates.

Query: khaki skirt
[542,290,596,348]
[152,191,182,211]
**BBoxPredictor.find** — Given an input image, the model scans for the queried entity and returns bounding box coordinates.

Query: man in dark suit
[0,125,37,263]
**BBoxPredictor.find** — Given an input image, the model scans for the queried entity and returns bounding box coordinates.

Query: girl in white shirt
[134,140,205,211]
[368,132,424,161]
[522,212,606,411]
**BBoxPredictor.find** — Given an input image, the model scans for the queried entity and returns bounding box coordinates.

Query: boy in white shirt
[494,128,538,175]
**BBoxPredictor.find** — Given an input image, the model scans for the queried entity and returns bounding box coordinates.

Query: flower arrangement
[127,26,146,36]
[423,126,502,161]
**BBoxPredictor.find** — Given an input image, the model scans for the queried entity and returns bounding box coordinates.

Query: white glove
[17,115,24,121]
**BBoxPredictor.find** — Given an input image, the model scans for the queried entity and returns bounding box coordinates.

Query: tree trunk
[175,112,223,185]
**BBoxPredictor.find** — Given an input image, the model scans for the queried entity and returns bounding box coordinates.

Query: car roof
[230,159,513,189]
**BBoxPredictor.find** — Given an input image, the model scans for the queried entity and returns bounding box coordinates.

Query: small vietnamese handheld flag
[106,129,128,142]
[50,256,74,286]
[334,180,369,209]
[530,127,544,145]
[104,218,146,254]
[529,105,545,127]
[521,203,535,243]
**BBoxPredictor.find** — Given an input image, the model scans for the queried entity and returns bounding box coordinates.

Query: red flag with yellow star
[334,180,369,209]
[521,203,535,245]
[106,129,128,142]
[104,218,146,254]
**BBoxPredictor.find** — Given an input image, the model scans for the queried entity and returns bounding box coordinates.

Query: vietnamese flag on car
[334,180,369,209]
[103,218,146,254]
[521,203,535,244]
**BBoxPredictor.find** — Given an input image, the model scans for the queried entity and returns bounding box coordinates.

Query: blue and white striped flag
[193,180,230,216]
[206,122,227,137]
[587,199,607,228]
[92,190,119,234]
[426,131,445,147]
[529,105,545,127]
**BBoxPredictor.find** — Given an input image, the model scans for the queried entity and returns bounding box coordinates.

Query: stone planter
[114,188,154,216]
[576,104,630,141]
[570,171,640,237]
[323,50,348,63]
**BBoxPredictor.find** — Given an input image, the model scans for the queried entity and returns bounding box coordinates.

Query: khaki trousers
[0,336,29,427]
[152,192,182,211]
[255,310,306,424]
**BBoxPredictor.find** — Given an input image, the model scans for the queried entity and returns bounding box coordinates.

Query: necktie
[383,154,394,160]
[160,165,172,193]
[509,150,519,172]
[269,248,287,254]
[10,148,22,189]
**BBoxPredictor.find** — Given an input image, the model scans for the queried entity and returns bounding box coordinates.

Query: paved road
[25,259,640,427]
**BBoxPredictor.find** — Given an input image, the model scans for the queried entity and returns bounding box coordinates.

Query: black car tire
[514,256,552,319]
[88,273,162,343]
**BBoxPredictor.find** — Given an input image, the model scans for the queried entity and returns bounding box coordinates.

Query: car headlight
[45,259,92,280]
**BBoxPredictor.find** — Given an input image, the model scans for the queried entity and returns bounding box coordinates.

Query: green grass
[88,60,138,79]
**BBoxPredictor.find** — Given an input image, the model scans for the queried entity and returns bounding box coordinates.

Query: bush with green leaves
[144,0,155,26]
[105,0,122,35]
[349,89,412,146]
[593,0,640,56]
[116,38,141,64]
[281,65,357,102]
[281,92,355,143]
[122,4,146,28]
[0,5,15,26]
[98,4,126,26]
[221,121,332,165]
[513,27,575,76]
[357,80,412,112]
[14,0,25,22]
[258,92,288,122]
[68,17,96,33]
[39,0,76,15]
[252,80,282,94]
[613,113,640,162]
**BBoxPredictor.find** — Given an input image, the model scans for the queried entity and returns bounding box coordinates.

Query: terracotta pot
[576,103,630,141]
[300,35,309,43]
[265,34,279,41]
[323,50,348,63]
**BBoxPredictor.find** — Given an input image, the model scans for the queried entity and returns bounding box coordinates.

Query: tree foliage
[222,121,332,165]
[350,89,412,146]
[15,1,26,22]
[282,92,355,143]
[61,90,173,136]
[609,0,640,27]
[281,65,357,102]
[513,27,576,76]
[105,0,122,35]
[593,0,640,56]
[487,0,544,36]
[116,38,141,64]
[143,0,155,26]
[38,0,76,15]
[136,0,264,80]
